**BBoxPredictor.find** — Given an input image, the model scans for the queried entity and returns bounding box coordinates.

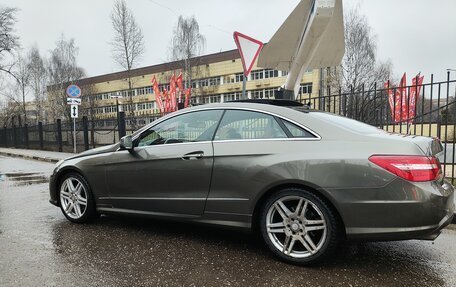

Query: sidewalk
[0,148,75,163]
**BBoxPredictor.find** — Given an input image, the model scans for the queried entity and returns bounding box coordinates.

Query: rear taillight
[368,155,441,182]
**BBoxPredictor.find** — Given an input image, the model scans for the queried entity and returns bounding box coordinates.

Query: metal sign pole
[66,84,82,153]
[242,76,247,100]
[73,118,76,153]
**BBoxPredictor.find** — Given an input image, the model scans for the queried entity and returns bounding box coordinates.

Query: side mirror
[120,135,133,151]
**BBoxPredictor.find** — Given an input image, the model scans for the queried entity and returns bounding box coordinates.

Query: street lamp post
[110,92,124,139]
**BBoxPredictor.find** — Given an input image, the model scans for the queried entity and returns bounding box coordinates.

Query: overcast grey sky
[3,0,456,83]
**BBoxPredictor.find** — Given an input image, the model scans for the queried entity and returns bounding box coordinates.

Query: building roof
[76,49,240,87]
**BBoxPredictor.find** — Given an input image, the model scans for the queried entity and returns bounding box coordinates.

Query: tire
[58,172,97,223]
[259,188,339,265]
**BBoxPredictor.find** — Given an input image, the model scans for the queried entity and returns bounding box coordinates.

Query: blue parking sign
[66,84,82,98]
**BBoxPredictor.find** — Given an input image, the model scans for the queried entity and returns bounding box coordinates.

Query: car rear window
[281,120,317,138]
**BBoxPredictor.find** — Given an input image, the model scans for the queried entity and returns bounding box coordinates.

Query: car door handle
[182,151,204,160]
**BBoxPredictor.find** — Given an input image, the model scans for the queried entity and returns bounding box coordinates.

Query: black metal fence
[1,73,455,178]
[304,73,456,179]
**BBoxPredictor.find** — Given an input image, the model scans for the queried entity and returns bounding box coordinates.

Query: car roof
[183,101,312,116]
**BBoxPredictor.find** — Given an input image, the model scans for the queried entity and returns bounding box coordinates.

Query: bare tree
[169,15,206,89]
[111,0,145,129]
[28,46,48,124]
[47,35,85,123]
[0,81,22,127]
[326,5,393,122]
[330,6,393,92]
[80,84,98,148]
[11,54,31,125]
[0,5,19,78]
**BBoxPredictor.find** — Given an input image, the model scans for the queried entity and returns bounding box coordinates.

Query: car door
[206,109,319,216]
[104,109,224,216]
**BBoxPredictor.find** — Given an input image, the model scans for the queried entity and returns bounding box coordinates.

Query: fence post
[24,124,29,149]
[12,124,17,148]
[83,116,89,151]
[1,127,5,147]
[38,122,44,150]
[56,119,63,152]
[4,127,8,147]
[118,111,126,139]
[90,119,96,148]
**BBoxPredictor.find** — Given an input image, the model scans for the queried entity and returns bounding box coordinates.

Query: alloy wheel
[59,177,88,220]
[266,195,327,258]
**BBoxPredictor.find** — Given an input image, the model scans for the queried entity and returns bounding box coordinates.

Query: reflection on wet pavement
[0,156,456,286]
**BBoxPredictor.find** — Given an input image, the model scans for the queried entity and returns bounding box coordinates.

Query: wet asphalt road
[0,156,456,287]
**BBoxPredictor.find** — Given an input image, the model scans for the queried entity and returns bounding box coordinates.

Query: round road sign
[66,84,82,98]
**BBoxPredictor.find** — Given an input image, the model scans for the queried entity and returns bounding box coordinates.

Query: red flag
[408,74,424,123]
[155,92,164,115]
[152,76,164,115]
[184,88,191,108]
[384,80,395,119]
[385,73,405,123]
[169,74,177,112]
[163,89,170,114]
[176,72,183,104]
[151,76,160,96]
[399,73,408,122]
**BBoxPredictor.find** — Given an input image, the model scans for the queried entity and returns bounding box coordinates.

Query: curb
[0,152,60,163]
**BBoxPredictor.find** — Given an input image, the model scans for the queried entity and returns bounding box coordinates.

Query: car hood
[65,143,120,161]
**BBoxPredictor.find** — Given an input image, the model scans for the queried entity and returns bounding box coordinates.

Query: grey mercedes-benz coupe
[49,100,455,265]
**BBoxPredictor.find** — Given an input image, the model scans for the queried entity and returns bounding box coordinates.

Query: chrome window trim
[132,106,321,142]
[213,138,320,143]
[135,140,213,150]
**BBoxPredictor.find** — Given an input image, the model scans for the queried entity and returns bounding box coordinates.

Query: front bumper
[49,173,59,207]
[330,178,455,241]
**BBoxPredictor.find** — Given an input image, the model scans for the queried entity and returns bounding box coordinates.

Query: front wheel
[260,189,339,265]
[58,173,97,223]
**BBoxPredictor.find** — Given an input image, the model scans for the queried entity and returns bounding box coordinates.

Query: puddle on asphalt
[0,172,48,186]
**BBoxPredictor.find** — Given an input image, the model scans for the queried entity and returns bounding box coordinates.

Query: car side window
[214,110,288,141]
[137,110,223,146]
[281,120,317,138]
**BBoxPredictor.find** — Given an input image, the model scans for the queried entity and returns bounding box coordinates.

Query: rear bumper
[329,178,455,241]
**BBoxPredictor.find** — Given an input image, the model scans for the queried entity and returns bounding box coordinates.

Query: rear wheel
[260,188,339,265]
[58,173,97,223]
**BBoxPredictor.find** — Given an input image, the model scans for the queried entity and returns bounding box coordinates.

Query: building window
[223,92,241,102]
[210,95,221,103]
[199,79,209,87]
[251,70,264,80]
[209,77,221,86]
[235,73,244,83]
[252,89,264,99]
[264,88,275,99]
[264,69,279,78]
[159,84,170,92]
[224,76,235,84]
[300,83,313,95]
[137,88,145,95]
